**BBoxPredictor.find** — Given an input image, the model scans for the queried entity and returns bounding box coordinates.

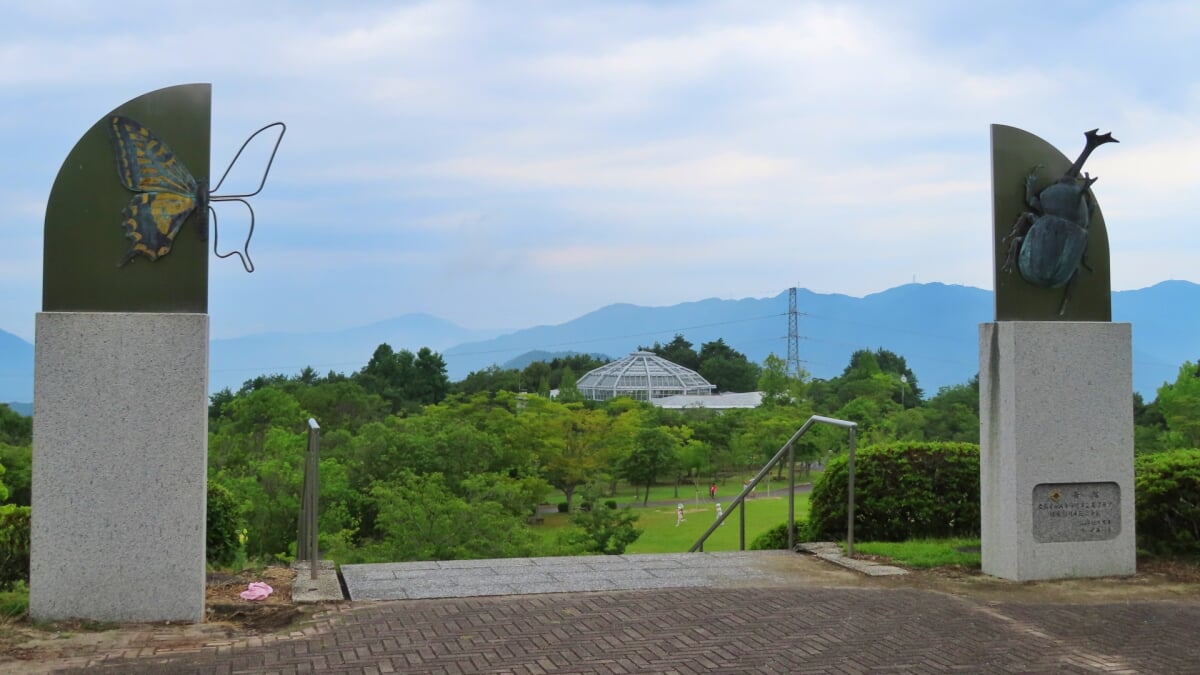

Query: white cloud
[0,0,1198,343]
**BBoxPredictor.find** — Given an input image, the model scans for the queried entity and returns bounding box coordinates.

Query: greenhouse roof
[576,351,716,402]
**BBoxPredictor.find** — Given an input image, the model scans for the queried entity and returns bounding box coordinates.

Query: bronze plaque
[1032,482,1120,543]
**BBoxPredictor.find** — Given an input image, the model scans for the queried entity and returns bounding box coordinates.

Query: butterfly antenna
[210,121,287,198]
[209,203,256,273]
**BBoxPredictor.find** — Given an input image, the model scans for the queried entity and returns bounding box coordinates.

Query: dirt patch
[0,565,308,670]
[851,554,1200,603]
[204,566,302,631]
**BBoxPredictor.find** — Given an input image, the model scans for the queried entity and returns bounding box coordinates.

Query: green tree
[697,339,760,392]
[521,361,552,394]
[922,379,980,443]
[1133,391,1168,455]
[209,387,236,423]
[872,348,924,407]
[514,398,606,509]
[0,405,31,447]
[676,438,714,498]
[562,507,642,555]
[620,427,679,505]
[412,347,451,405]
[213,426,307,559]
[292,379,389,432]
[1156,362,1200,449]
[758,353,807,406]
[355,344,449,413]
[460,472,553,518]
[0,444,31,506]
[557,366,583,403]
[455,365,522,395]
[368,471,539,561]
[642,335,700,371]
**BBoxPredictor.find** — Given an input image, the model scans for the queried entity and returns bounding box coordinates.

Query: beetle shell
[1018,214,1088,288]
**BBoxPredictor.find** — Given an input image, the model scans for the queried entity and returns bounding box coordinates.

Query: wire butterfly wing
[207,121,287,274]
[107,116,285,272]
[108,115,206,266]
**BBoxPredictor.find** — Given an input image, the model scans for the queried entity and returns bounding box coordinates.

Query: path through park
[9,550,1200,673]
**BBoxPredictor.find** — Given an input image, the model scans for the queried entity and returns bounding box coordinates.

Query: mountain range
[2,281,1196,408]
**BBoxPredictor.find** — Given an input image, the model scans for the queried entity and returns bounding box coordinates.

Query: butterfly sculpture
[108,115,286,272]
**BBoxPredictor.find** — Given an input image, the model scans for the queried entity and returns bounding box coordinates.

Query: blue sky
[1,1,1197,342]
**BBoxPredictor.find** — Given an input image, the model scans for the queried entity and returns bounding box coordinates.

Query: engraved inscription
[1032,482,1120,543]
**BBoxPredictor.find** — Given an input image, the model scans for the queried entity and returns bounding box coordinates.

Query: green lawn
[591,472,822,508]
[852,538,981,568]
[531,494,810,554]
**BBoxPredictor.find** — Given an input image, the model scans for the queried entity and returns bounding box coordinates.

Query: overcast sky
[1,1,1197,342]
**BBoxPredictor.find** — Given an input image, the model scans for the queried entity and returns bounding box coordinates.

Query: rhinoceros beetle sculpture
[1003,128,1118,315]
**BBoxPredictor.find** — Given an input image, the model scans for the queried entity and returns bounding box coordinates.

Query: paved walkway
[7,552,1200,673]
[341,552,802,600]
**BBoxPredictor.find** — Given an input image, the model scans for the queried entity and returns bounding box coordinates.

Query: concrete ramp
[341,551,796,600]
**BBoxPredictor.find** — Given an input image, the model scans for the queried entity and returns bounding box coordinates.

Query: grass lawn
[598,471,822,507]
[531,494,811,554]
[852,538,981,568]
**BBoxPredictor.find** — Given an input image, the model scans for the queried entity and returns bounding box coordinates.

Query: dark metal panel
[43,83,211,313]
[991,124,1112,321]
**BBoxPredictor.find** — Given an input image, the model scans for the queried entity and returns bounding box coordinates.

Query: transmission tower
[787,287,800,376]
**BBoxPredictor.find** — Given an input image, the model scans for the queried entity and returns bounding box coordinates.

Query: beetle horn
[1065,128,1119,179]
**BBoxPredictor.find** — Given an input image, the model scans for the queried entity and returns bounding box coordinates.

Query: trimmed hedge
[1135,449,1200,555]
[808,442,980,542]
[749,519,807,550]
[0,505,30,590]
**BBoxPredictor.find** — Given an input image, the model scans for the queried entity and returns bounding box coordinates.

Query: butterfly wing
[108,116,203,264]
[109,116,199,195]
[117,191,197,266]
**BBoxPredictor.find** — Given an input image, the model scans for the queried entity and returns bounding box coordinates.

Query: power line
[209,312,786,376]
[443,313,786,359]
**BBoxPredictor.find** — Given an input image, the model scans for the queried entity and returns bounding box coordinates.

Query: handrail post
[302,418,320,580]
[846,426,856,558]
[787,441,796,550]
[739,499,746,551]
[688,415,857,554]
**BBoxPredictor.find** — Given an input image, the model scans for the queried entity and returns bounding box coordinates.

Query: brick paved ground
[16,585,1200,674]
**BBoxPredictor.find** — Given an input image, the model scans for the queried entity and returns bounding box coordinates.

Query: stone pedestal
[31,312,208,622]
[979,321,1135,581]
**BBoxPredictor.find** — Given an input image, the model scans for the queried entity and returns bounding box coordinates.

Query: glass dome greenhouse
[576,351,716,402]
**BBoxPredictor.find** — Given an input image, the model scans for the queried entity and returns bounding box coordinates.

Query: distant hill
[500,351,612,370]
[0,282,1197,405]
[444,281,1199,398]
[2,402,31,417]
[1112,280,1198,395]
[209,313,501,393]
[444,284,991,394]
[0,329,33,404]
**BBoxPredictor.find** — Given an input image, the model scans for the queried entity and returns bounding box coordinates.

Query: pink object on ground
[240,581,274,601]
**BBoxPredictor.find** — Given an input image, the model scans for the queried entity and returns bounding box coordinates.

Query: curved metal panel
[991,124,1111,321]
[43,83,211,312]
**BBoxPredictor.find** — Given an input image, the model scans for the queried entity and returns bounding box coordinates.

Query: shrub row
[808,441,980,542]
[1135,449,1200,555]
[792,443,1200,556]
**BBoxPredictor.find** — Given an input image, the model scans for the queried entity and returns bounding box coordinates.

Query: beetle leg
[1058,271,1080,316]
[1003,212,1035,273]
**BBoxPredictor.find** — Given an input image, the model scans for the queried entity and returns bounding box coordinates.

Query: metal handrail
[298,418,320,580]
[689,415,857,554]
